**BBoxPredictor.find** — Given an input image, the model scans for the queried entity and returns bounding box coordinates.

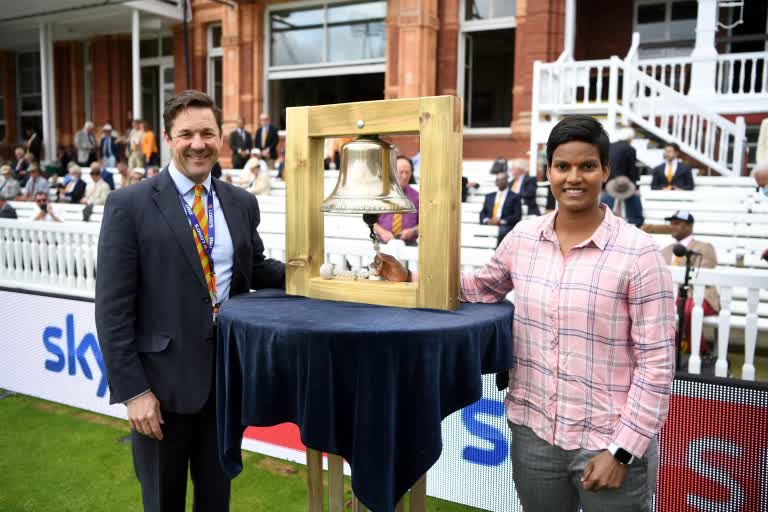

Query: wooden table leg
[409,474,427,512]
[307,448,324,512]
[352,497,368,512]
[327,454,345,511]
[395,497,406,512]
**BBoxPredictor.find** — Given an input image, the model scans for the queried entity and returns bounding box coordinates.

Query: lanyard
[177,184,216,278]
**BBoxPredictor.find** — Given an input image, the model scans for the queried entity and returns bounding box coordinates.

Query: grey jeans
[509,423,658,512]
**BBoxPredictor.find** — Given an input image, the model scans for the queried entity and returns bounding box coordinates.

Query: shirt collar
[538,204,614,251]
[678,234,694,247]
[168,160,212,196]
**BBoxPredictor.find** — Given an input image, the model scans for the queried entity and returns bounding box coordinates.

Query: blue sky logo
[42,314,107,398]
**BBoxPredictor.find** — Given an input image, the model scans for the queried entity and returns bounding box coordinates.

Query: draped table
[216,289,514,511]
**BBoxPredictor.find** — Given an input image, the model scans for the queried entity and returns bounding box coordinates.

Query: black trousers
[131,390,231,512]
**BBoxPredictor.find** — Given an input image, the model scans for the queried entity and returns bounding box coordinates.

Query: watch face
[614,448,632,465]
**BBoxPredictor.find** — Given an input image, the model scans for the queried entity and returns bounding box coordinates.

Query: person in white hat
[100,123,120,169]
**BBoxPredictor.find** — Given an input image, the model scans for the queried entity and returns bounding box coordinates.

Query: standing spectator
[509,158,541,216]
[12,146,27,178]
[244,155,271,196]
[114,161,131,189]
[374,155,419,245]
[141,121,159,166]
[603,128,644,226]
[0,195,17,219]
[0,165,21,200]
[59,163,87,204]
[128,169,145,186]
[254,112,278,168]
[75,121,98,166]
[480,171,522,247]
[228,118,252,169]
[22,164,48,200]
[82,163,111,205]
[127,119,146,169]
[25,126,42,162]
[651,143,695,190]
[660,211,719,354]
[100,124,120,169]
[30,192,62,222]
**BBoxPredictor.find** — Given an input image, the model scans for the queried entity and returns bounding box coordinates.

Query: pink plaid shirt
[461,207,676,457]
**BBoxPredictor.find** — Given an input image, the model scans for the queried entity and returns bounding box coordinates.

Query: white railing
[622,61,745,177]
[670,266,768,381]
[532,54,747,177]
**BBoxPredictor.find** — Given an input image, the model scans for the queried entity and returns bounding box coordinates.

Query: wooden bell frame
[284,96,462,311]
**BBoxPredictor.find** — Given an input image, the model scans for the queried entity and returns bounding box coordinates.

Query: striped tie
[666,163,673,190]
[492,193,502,219]
[391,213,402,237]
[192,184,216,300]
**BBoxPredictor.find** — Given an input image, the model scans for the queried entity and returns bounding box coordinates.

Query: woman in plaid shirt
[375,115,676,512]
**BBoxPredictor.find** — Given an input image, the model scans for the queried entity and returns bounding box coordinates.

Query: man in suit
[228,118,252,169]
[95,90,285,512]
[509,158,541,216]
[0,195,17,219]
[651,143,695,190]
[603,128,644,226]
[660,210,718,354]
[100,124,120,169]
[480,172,522,247]
[59,164,87,203]
[254,112,278,168]
[75,121,98,166]
[12,146,28,178]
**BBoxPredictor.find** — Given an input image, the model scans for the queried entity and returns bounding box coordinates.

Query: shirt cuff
[123,389,151,405]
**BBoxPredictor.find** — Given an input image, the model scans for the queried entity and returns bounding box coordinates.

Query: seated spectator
[509,158,540,216]
[146,166,160,178]
[374,156,419,245]
[276,148,286,180]
[480,172,522,247]
[82,163,111,206]
[661,211,718,354]
[22,164,48,200]
[0,165,21,200]
[128,168,145,186]
[59,163,86,204]
[30,192,62,222]
[12,146,27,178]
[651,143,695,190]
[0,195,17,219]
[114,161,131,189]
[244,155,271,196]
[489,157,508,175]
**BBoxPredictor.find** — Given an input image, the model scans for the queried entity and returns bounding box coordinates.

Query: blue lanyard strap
[178,185,216,274]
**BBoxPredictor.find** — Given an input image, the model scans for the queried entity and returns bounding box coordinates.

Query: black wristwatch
[610,446,634,465]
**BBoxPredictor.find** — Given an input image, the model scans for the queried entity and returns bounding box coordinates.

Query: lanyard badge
[177,186,217,304]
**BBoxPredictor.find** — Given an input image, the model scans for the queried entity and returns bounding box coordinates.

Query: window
[140,34,175,61]
[17,52,43,142]
[458,0,516,128]
[269,1,386,68]
[207,24,223,108]
[634,0,697,58]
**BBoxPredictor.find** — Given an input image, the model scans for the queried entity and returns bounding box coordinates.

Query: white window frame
[456,0,516,132]
[207,23,223,107]
[263,0,387,111]
[16,51,43,144]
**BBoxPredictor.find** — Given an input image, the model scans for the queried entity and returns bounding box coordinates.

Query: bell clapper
[363,214,381,277]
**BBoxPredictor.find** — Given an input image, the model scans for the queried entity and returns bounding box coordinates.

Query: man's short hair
[546,115,610,167]
[163,90,222,136]
[665,142,680,153]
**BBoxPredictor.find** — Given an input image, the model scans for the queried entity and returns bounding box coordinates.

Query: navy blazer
[651,161,695,190]
[100,136,120,161]
[511,175,540,216]
[95,169,285,414]
[254,125,279,160]
[480,189,523,238]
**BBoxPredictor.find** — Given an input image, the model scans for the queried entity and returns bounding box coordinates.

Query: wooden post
[410,474,427,512]
[327,454,345,511]
[306,448,324,512]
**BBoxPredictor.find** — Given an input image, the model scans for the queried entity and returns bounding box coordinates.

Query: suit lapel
[152,169,208,291]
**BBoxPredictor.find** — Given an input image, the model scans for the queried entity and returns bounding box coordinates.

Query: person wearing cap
[661,210,718,354]
[22,164,48,200]
[651,143,695,191]
[603,128,644,227]
[75,121,98,166]
[128,168,146,186]
[100,124,120,169]
[59,162,87,204]
[0,164,21,200]
[82,162,112,206]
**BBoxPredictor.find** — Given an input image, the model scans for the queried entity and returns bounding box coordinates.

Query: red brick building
[0,0,765,169]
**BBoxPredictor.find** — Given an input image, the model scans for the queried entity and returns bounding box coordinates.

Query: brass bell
[321,136,416,215]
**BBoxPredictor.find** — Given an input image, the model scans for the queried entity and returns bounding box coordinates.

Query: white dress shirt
[168,161,235,304]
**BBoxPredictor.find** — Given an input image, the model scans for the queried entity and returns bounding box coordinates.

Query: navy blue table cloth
[216,289,514,511]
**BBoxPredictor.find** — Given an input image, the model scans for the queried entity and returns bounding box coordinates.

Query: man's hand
[581,451,627,491]
[127,391,164,440]
[487,218,501,226]
[398,227,418,241]
[373,224,394,242]
[372,254,409,282]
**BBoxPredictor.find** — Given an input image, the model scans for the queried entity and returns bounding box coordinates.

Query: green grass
[0,392,483,511]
